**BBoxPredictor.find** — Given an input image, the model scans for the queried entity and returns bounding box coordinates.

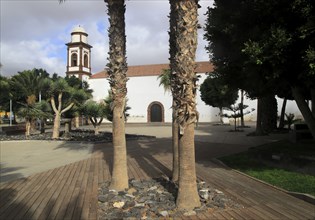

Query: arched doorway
[147,101,164,122]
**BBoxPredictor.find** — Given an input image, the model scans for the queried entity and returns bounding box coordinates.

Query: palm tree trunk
[25,119,31,138]
[261,94,277,133]
[169,0,179,182]
[111,106,128,189]
[51,93,62,139]
[292,87,315,139]
[171,0,201,210]
[255,98,264,135]
[52,113,61,139]
[172,100,179,182]
[75,116,80,128]
[311,88,315,118]
[278,98,287,129]
[240,90,245,127]
[177,123,200,209]
[64,119,71,138]
[94,125,100,135]
[40,118,45,134]
[219,107,224,123]
[106,0,129,190]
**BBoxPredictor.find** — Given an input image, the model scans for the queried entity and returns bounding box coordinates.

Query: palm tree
[17,100,51,137]
[105,0,129,191]
[10,69,49,135]
[104,90,131,122]
[158,69,179,182]
[170,0,201,210]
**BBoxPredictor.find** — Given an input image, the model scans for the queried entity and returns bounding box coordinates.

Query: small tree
[200,75,238,123]
[223,103,255,131]
[65,76,93,128]
[284,113,300,130]
[49,78,88,139]
[17,100,52,137]
[82,100,107,135]
[104,91,130,122]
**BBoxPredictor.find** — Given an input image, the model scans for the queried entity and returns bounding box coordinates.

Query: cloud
[0,0,214,77]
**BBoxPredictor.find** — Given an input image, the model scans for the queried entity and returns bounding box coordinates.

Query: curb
[212,158,315,205]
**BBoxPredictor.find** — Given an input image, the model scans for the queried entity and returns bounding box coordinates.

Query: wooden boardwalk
[0,139,314,219]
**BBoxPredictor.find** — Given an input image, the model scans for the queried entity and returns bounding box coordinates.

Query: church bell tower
[66,26,92,81]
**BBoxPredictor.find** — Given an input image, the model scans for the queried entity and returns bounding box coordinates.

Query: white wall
[88,73,304,123]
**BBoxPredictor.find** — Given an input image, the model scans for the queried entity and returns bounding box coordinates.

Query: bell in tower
[66,25,92,81]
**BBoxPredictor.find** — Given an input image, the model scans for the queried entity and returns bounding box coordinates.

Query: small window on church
[71,53,78,66]
[84,54,88,68]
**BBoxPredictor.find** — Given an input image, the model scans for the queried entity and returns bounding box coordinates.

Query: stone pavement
[0,122,292,184]
[0,141,93,183]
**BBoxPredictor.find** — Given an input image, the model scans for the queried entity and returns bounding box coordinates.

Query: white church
[65,26,302,124]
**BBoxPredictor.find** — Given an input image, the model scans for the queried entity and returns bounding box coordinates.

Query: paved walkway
[1,123,314,219]
[1,123,288,184]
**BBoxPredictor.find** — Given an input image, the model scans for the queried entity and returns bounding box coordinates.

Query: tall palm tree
[105,0,129,191]
[158,69,179,182]
[170,0,201,210]
[10,69,49,136]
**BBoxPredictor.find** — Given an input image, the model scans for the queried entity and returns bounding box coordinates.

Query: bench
[0,125,26,135]
[294,123,312,141]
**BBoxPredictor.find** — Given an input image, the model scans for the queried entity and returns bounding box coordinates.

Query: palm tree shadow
[0,188,32,219]
[127,139,172,179]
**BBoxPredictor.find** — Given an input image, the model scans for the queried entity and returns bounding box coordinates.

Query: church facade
[88,62,224,123]
[66,26,303,124]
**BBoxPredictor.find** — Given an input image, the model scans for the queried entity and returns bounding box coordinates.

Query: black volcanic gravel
[0,129,155,142]
[98,177,242,219]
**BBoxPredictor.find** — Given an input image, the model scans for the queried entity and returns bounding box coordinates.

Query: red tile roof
[90,61,214,79]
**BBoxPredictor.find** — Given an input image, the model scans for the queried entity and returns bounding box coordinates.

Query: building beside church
[66,26,303,124]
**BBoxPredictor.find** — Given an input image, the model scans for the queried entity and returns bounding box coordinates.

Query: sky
[0,0,214,77]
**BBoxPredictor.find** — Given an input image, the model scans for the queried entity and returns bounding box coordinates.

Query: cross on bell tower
[66,25,92,81]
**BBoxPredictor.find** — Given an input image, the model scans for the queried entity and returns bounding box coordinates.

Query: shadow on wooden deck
[0,138,314,219]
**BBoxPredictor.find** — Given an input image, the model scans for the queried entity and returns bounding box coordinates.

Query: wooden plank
[127,157,142,180]
[53,159,85,220]
[37,161,75,220]
[63,158,89,220]
[11,168,56,220]
[133,155,157,179]
[247,206,277,220]
[228,209,248,219]
[219,209,241,220]
[0,166,63,219]
[211,211,228,219]
[34,162,74,220]
[102,155,111,182]
[131,156,148,179]
[98,157,104,184]
[265,202,309,220]
[237,208,265,220]
[132,156,151,180]
[71,157,92,220]
[0,178,28,209]
[81,157,97,220]
[88,160,99,220]
[44,161,80,220]
[0,172,43,215]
